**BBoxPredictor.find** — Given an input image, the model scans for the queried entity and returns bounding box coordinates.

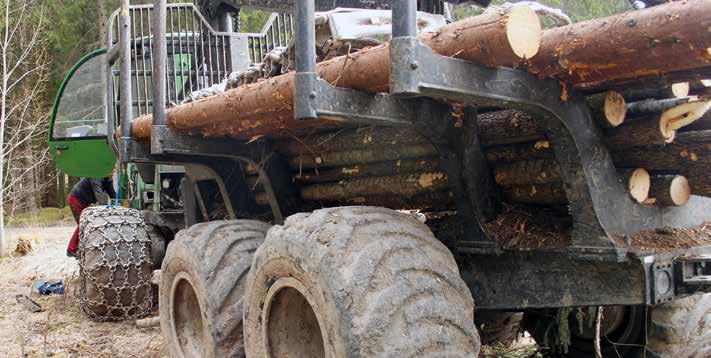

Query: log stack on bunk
[130,1,711,211]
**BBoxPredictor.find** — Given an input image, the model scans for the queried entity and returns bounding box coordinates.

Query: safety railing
[245,13,294,65]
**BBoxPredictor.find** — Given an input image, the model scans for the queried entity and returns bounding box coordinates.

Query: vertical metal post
[152,0,167,127]
[293,0,317,119]
[392,0,417,38]
[295,0,316,73]
[119,0,133,161]
[389,0,421,96]
[106,14,118,156]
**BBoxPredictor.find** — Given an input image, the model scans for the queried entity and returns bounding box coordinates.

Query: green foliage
[452,0,633,23]
[238,8,272,33]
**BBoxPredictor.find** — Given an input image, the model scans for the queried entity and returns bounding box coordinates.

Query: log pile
[127,1,711,211]
[258,97,710,210]
[129,0,711,140]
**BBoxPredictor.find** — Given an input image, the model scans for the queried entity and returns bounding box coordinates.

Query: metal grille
[246,13,294,65]
[108,3,234,118]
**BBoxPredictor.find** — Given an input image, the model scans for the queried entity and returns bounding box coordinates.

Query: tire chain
[77,206,153,321]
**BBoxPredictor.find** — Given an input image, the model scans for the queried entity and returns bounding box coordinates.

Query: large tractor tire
[243,206,480,357]
[475,311,523,346]
[78,206,153,321]
[645,293,711,358]
[159,220,270,358]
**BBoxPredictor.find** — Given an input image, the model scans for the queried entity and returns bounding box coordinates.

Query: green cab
[48,49,116,178]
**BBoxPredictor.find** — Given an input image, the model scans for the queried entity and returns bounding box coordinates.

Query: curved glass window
[52,53,107,139]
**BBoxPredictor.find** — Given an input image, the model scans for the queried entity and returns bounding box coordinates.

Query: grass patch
[6,207,73,227]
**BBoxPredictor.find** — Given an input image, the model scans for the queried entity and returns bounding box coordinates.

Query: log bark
[276,127,426,157]
[485,140,554,163]
[477,110,542,146]
[680,111,711,132]
[607,66,711,100]
[586,91,626,128]
[288,143,437,170]
[131,6,542,140]
[530,0,711,88]
[493,159,561,186]
[649,175,691,207]
[255,189,455,209]
[294,158,442,184]
[300,172,449,201]
[605,101,709,150]
[611,131,711,171]
[503,183,567,205]
[626,98,689,118]
[687,173,711,198]
[604,114,674,150]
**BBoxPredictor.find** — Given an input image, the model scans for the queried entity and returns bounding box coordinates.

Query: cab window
[51,53,107,140]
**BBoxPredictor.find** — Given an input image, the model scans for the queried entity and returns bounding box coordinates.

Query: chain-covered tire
[244,206,480,357]
[476,311,523,346]
[646,293,711,358]
[160,220,270,358]
[78,206,153,321]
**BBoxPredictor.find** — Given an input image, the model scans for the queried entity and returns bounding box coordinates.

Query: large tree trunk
[131,6,542,140]
[529,0,711,89]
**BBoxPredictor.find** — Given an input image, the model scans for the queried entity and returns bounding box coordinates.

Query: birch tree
[0,0,50,255]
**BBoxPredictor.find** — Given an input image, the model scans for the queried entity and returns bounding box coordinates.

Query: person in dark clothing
[66,177,117,258]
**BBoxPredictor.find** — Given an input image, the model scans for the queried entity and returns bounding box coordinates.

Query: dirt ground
[0,226,164,357]
[0,225,538,357]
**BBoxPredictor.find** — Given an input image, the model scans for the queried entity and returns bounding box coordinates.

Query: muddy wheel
[646,293,711,358]
[523,305,645,357]
[78,206,153,321]
[243,206,480,357]
[475,311,523,346]
[159,220,270,358]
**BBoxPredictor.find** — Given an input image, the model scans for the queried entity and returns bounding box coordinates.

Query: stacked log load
[254,94,709,209]
[129,1,711,211]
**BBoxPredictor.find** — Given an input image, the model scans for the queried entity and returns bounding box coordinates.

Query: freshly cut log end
[661,100,711,132]
[602,91,627,127]
[671,82,690,99]
[650,175,691,207]
[507,4,542,60]
[587,91,627,128]
[626,168,651,204]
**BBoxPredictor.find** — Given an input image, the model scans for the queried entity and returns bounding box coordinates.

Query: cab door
[48,49,116,177]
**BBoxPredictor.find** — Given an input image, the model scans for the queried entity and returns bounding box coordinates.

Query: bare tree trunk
[98,0,107,43]
[0,0,10,256]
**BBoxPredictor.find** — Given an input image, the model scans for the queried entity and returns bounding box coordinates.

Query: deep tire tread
[245,206,479,357]
[160,219,270,358]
